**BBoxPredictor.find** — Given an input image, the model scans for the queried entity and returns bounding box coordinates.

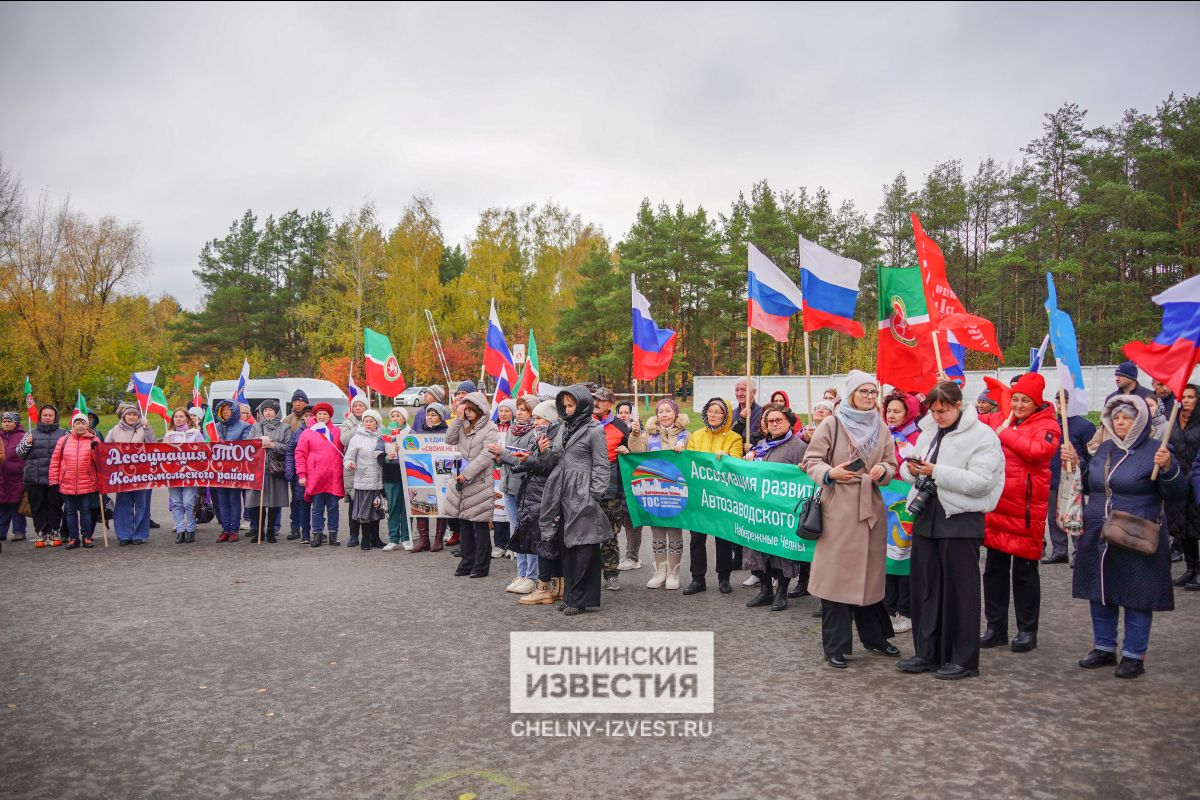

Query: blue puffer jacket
[214,400,251,442]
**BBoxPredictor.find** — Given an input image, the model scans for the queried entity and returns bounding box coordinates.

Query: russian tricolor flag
[232,359,250,404]
[484,299,518,416]
[128,368,170,421]
[631,275,676,381]
[798,237,864,338]
[1123,273,1200,399]
[747,243,802,343]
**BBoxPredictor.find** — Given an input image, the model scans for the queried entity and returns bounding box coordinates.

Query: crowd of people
[1,361,1192,680]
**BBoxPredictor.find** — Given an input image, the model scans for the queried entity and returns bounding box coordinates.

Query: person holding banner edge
[105,402,158,545]
[683,398,744,595]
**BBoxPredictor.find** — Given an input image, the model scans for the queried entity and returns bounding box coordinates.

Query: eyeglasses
[855,388,879,397]
[766,417,789,425]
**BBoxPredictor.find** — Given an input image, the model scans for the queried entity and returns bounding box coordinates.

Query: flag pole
[745,326,752,447]
[1152,402,1180,480]
[257,444,267,544]
[97,486,109,549]
[803,329,814,424]
[633,378,639,427]
[1057,388,1072,473]
[932,330,946,380]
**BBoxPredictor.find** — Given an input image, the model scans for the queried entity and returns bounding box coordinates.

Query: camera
[907,475,937,517]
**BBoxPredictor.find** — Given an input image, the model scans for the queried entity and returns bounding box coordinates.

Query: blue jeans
[310,493,339,536]
[169,487,198,534]
[289,479,309,533]
[114,490,152,542]
[516,552,538,579]
[1090,601,1153,660]
[503,493,519,528]
[0,502,26,538]
[61,494,92,543]
[214,488,242,534]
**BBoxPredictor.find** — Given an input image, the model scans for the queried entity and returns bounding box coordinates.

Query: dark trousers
[26,483,62,536]
[820,599,894,658]
[911,535,982,670]
[885,574,911,617]
[983,548,1040,634]
[455,519,491,576]
[61,494,92,543]
[0,502,27,537]
[563,542,602,609]
[248,507,281,536]
[1182,537,1199,568]
[689,532,735,581]
[538,554,563,582]
[493,520,510,550]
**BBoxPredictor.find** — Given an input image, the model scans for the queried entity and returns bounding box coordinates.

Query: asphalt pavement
[1,493,1199,799]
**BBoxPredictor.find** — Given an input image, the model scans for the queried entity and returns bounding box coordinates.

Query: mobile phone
[846,457,866,472]
[504,445,531,455]
[904,456,924,464]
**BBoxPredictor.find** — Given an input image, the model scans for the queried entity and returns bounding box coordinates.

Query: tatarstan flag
[516,329,541,397]
[24,377,36,428]
[202,404,219,442]
[363,327,407,396]
[876,266,956,393]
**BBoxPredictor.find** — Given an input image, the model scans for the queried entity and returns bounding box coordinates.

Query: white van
[207,378,350,421]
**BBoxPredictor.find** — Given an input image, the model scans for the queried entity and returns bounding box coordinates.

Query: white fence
[691,365,1193,416]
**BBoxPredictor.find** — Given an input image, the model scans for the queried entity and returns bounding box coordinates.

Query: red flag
[982,376,1012,420]
[913,213,1003,359]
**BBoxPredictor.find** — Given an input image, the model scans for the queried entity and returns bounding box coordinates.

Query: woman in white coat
[897,381,1005,680]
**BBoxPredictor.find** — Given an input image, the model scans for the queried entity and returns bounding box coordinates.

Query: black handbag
[794,420,839,541]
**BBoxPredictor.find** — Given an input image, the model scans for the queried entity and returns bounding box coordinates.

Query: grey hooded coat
[441,391,499,522]
[538,385,611,548]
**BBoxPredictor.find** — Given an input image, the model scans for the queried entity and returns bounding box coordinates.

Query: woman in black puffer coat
[1167,385,1200,588]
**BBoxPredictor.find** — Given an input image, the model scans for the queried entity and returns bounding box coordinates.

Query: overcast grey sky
[2,2,1198,308]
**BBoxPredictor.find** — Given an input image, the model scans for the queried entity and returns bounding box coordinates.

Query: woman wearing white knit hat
[802,369,900,669]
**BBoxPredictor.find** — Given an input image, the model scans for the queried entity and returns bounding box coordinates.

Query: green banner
[618,451,911,575]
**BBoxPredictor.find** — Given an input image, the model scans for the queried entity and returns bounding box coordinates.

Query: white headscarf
[836,369,881,457]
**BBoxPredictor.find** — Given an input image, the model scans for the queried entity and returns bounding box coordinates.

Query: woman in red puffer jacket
[49,411,101,549]
[978,372,1061,654]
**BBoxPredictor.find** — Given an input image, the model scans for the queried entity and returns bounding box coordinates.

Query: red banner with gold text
[97,442,266,493]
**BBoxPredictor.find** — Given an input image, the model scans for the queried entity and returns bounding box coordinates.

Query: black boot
[1174,567,1197,587]
[360,534,371,551]
[746,573,773,607]
[311,532,324,548]
[771,576,790,611]
[347,535,359,548]
[185,531,195,543]
[175,531,184,544]
[1186,571,1200,591]
[788,579,810,599]
[266,530,277,543]
[328,533,340,546]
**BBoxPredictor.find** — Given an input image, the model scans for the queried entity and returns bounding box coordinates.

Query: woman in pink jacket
[49,411,101,549]
[294,402,345,548]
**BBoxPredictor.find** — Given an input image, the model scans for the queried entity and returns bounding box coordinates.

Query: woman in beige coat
[443,391,499,578]
[803,370,900,668]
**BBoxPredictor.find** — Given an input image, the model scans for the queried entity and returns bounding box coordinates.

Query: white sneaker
[892,614,912,633]
[502,549,515,559]
[664,568,680,590]
[402,540,413,551]
[513,577,536,594]
[743,574,760,587]
[491,546,505,559]
[505,578,522,593]
[382,542,399,551]
[617,558,642,571]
